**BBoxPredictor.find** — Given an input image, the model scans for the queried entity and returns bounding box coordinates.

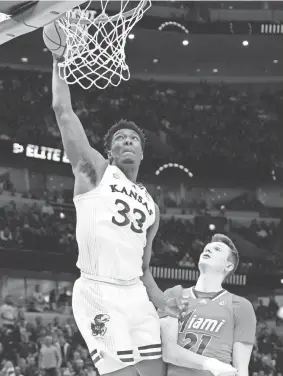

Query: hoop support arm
[0,0,87,46]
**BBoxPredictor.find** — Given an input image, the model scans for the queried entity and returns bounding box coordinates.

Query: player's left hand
[162,296,182,318]
[158,286,191,319]
[163,297,190,319]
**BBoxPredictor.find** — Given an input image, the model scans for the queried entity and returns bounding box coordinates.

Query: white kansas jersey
[73,165,156,280]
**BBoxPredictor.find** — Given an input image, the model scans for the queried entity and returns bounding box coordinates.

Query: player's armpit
[160,316,209,370]
[232,342,253,376]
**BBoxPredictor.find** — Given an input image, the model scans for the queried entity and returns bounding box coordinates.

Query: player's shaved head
[104,119,146,154]
[211,233,239,278]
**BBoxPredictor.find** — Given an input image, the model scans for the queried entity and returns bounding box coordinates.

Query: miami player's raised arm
[52,57,107,175]
[232,296,257,376]
[140,204,166,310]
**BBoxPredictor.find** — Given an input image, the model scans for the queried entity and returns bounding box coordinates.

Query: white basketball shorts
[72,275,162,375]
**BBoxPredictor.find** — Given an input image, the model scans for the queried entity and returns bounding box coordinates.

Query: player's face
[199,241,233,275]
[110,128,143,166]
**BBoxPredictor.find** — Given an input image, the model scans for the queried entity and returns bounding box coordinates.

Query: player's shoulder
[231,293,255,311]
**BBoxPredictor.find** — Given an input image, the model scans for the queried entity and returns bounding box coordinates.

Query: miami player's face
[110,128,143,166]
[199,241,232,274]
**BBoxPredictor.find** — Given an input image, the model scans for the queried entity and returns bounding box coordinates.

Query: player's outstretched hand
[52,53,64,62]
[163,294,191,318]
[203,358,238,376]
[163,296,186,318]
[160,286,192,319]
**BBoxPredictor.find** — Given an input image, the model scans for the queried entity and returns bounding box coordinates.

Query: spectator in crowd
[1,361,16,376]
[257,300,269,322]
[25,356,38,376]
[58,335,72,368]
[38,336,61,376]
[32,286,45,313]
[18,333,36,360]
[41,201,54,217]
[0,226,13,247]
[0,296,17,329]
[268,296,279,320]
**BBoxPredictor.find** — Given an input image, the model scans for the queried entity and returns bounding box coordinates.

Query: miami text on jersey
[110,184,153,215]
[180,310,226,334]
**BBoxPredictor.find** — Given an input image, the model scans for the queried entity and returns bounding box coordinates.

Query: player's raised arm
[52,56,107,175]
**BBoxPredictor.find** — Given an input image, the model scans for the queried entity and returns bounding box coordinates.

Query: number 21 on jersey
[182,331,212,355]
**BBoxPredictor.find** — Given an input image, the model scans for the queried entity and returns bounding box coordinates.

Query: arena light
[155,163,194,178]
[242,40,249,46]
[182,39,189,46]
[271,169,277,181]
[43,48,48,52]
[158,21,189,34]
[128,33,135,40]
[273,59,279,64]
[21,57,28,63]
[153,58,159,63]
[212,68,218,73]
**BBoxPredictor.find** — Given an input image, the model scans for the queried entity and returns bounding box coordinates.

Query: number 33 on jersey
[74,165,156,280]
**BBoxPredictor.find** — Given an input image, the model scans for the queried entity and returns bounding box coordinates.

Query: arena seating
[0,198,282,274]
[0,70,282,180]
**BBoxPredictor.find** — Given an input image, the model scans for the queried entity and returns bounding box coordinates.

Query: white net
[57,0,151,90]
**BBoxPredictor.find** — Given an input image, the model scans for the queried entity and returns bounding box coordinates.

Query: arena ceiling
[0,0,282,80]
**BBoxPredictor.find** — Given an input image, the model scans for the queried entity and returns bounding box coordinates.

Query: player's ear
[225,262,234,274]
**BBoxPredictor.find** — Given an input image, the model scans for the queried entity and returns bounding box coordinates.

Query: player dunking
[52,55,169,376]
[160,234,257,376]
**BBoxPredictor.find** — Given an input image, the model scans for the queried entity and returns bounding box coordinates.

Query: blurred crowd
[0,295,99,376]
[0,200,76,254]
[0,71,282,178]
[0,293,283,376]
[0,198,282,274]
[250,296,283,375]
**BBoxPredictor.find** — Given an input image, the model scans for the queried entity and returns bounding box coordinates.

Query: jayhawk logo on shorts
[91,314,110,338]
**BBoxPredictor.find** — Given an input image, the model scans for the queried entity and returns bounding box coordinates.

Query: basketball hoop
[57,0,151,90]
